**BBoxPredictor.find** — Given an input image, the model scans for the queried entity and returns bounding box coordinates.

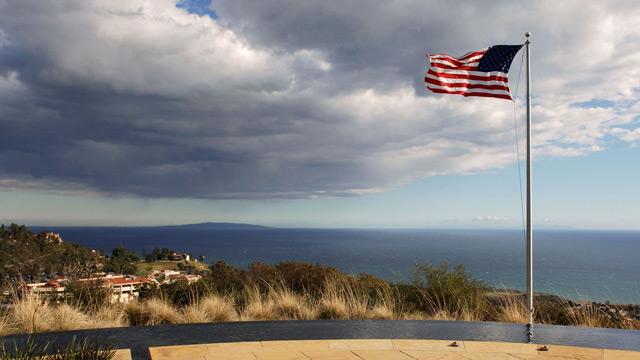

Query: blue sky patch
[574,99,616,108]
[176,0,217,19]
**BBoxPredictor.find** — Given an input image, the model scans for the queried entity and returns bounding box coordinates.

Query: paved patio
[146,339,640,360]
[4,321,640,359]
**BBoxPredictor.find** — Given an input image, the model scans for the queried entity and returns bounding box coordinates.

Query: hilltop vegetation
[0,224,104,285]
[2,258,638,336]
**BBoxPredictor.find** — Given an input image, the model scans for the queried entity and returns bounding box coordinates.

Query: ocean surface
[35,227,640,304]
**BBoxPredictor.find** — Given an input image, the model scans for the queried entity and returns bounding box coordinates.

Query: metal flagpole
[525,32,534,326]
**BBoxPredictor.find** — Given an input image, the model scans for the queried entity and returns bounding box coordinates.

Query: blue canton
[477,45,523,73]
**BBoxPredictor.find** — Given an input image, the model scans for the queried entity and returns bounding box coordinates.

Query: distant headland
[161,222,273,230]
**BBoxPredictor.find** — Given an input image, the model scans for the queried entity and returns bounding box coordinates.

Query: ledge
[1,320,639,360]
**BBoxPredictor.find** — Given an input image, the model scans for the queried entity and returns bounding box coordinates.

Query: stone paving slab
[148,339,640,360]
[114,349,133,360]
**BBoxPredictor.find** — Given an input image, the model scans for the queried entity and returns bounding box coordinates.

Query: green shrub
[412,263,488,318]
[161,279,210,306]
[65,280,112,311]
[139,279,211,306]
[350,274,392,305]
[392,284,425,313]
[206,261,247,294]
[247,261,343,297]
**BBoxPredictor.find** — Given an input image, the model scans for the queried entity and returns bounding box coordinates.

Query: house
[166,273,201,284]
[168,252,190,261]
[99,275,152,303]
[42,232,63,244]
[24,274,153,303]
[21,278,66,299]
[151,270,200,284]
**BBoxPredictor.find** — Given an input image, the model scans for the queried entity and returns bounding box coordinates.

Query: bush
[139,278,211,307]
[206,261,247,294]
[249,262,343,296]
[413,263,488,318]
[65,280,112,311]
[163,279,210,307]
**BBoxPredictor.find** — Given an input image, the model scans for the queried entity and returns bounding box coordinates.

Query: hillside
[0,224,104,285]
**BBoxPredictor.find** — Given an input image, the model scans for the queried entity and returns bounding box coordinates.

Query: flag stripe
[426,84,511,95]
[430,50,487,62]
[425,78,510,91]
[428,68,507,79]
[430,59,480,68]
[425,74,508,87]
[427,87,513,100]
[429,55,485,66]
[425,47,515,100]
[429,63,479,71]
[426,69,508,82]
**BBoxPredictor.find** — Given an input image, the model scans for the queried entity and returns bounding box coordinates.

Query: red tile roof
[104,276,151,285]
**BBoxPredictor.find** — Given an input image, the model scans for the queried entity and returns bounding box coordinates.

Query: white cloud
[0,0,638,198]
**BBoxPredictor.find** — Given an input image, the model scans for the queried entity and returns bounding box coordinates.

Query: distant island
[161,222,272,230]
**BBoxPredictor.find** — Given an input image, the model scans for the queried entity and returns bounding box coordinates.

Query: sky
[0,0,639,229]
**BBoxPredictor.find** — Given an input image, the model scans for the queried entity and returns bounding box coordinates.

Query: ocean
[34,227,640,304]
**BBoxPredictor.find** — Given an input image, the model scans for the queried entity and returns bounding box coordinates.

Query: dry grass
[2,292,639,336]
[122,300,146,326]
[269,288,316,320]
[317,280,352,320]
[181,304,209,323]
[240,286,278,321]
[318,296,349,319]
[315,278,397,320]
[623,319,640,330]
[429,309,456,321]
[367,304,395,319]
[55,303,93,331]
[182,295,237,323]
[562,302,615,328]
[10,296,55,334]
[0,311,15,336]
[422,290,488,320]
[2,273,638,336]
[200,295,238,322]
[144,298,182,325]
[2,296,126,335]
[92,303,126,328]
[401,312,427,320]
[493,294,529,324]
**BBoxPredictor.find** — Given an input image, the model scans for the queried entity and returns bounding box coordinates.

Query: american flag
[425,44,523,100]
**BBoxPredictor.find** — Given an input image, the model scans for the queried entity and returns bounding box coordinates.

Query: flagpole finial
[525,32,531,38]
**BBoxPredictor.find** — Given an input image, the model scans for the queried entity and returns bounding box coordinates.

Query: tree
[103,245,139,274]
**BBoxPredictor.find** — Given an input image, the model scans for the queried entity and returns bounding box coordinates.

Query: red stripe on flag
[425,78,509,91]
[426,69,508,82]
[427,87,512,100]
[431,50,486,61]
[429,62,479,71]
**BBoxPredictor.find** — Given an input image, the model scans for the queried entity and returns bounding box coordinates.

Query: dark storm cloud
[0,0,638,198]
